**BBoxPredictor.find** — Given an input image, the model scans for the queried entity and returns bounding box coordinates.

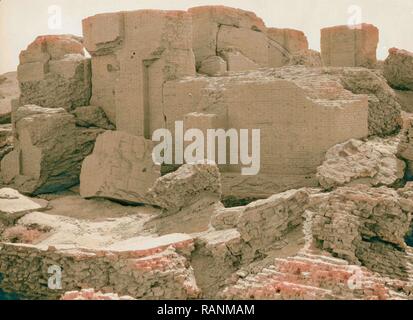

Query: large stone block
[383,48,413,91]
[317,138,405,189]
[80,131,160,204]
[335,67,402,136]
[82,12,124,54]
[321,24,379,68]
[146,163,222,214]
[1,105,103,195]
[18,35,91,110]
[268,28,310,68]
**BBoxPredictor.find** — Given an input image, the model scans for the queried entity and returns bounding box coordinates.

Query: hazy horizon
[1,0,413,74]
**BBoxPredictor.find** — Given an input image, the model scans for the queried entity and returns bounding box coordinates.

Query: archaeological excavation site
[1,4,413,301]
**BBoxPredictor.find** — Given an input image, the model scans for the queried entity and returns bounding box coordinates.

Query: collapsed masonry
[0,5,413,300]
[1,166,413,299]
[1,6,400,201]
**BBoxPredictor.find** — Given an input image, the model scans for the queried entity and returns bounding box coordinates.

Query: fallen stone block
[383,48,413,91]
[234,189,309,256]
[321,24,379,68]
[146,163,222,214]
[1,105,103,195]
[335,67,402,136]
[317,138,405,189]
[80,131,160,204]
[72,105,114,130]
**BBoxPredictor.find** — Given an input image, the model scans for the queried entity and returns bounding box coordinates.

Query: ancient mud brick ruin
[1,5,413,300]
[75,6,388,200]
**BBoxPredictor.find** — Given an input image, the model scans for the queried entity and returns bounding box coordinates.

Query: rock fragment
[317,138,405,189]
[146,163,222,214]
[80,131,160,204]
[72,105,114,130]
[384,48,413,91]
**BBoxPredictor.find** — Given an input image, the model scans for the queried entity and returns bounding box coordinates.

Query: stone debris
[0,72,19,124]
[317,138,405,189]
[309,185,413,278]
[321,24,379,68]
[288,49,322,67]
[80,131,160,205]
[233,189,309,257]
[384,48,413,91]
[334,67,402,136]
[221,253,391,300]
[72,105,115,130]
[1,105,103,194]
[164,66,369,197]
[0,242,200,299]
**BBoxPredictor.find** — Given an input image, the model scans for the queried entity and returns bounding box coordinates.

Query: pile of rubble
[0,5,413,300]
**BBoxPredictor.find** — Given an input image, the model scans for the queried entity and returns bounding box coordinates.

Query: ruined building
[1,5,413,300]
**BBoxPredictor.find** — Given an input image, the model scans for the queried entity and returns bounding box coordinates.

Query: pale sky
[1,0,413,74]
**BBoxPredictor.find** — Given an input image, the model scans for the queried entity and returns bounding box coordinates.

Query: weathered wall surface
[83,10,196,134]
[163,67,368,196]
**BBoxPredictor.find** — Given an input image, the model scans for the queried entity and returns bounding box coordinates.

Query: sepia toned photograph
[0,0,413,311]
